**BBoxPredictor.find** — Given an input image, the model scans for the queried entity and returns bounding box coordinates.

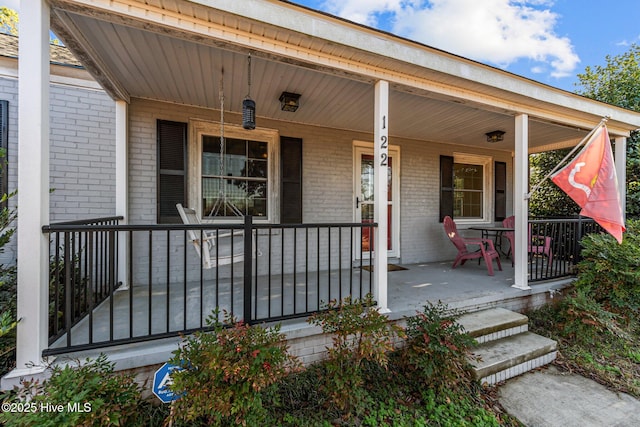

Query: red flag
[551,125,625,243]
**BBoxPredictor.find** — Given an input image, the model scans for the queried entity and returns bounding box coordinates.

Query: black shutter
[439,155,454,222]
[0,100,8,206]
[494,161,507,221]
[280,136,303,224]
[157,120,187,224]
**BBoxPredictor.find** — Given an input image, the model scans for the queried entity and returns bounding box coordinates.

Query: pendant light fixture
[242,54,256,130]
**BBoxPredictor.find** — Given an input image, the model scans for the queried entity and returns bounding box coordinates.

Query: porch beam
[513,114,531,290]
[614,136,627,221]
[116,100,129,287]
[373,80,389,311]
[16,0,50,373]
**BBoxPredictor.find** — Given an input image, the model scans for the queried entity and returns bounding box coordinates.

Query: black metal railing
[528,217,602,282]
[46,216,123,347]
[42,217,375,355]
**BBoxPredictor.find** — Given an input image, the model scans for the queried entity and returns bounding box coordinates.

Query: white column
[513,114,531,290]
[614,136,627,221]
[115,100,129,288]
[16,0,50,370]
[373,81,389,311]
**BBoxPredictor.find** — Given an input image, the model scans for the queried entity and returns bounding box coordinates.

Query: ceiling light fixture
[485,130,505,143]
[279,92,301,112]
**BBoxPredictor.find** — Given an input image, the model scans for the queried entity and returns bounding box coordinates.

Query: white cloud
[321,0,407,27]
[321,0,579,79]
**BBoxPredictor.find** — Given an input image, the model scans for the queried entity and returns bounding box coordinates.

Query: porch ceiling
[49,0,640,152]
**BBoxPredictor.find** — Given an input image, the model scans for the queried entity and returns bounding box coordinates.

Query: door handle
[356,197,360,208]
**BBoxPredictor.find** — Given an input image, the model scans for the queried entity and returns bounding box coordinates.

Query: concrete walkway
[498,366,640,427]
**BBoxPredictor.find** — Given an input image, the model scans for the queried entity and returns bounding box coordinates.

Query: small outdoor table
[468,226,513,258]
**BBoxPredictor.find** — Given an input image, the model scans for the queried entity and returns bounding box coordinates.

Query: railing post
[243,215,253,324]
[64,232,72,348]
[575,216,584,264]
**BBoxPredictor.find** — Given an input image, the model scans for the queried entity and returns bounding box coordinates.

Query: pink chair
[502,216,515,266]
[501,216,552,265]
[529,225,553,265]
[443,216,502,276]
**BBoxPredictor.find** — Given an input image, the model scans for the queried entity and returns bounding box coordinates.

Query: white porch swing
[177,62,258,269]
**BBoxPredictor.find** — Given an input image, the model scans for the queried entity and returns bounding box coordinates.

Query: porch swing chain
[208,69,242,218]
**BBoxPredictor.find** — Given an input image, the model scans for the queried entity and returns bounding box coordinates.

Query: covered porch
[42,216,592,357]
[13,0,640,382]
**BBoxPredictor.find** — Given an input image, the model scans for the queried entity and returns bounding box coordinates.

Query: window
[202,136,268,218]
[189,121,278,222]
[453,163,483,218]
[440,153,493,222]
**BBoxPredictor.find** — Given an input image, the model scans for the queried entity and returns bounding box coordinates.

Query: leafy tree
[574,44,640,219]
[0,7,18,36]
[529,148,579,217]
[530,44,640,218]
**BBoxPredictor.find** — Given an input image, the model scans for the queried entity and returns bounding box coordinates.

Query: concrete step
[457,307,528,344]
[471,331,557,385]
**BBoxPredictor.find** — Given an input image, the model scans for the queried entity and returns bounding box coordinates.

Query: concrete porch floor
[48,258,572,372]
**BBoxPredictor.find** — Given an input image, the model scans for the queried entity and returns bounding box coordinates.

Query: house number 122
[380,115,388,166]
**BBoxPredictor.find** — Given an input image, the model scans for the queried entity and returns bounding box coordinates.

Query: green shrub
[574,219,640,311]
[307,294,403,416]
[0,190,17,376]
[0,354,151,427]
[401,302,477,390]
[168,310,299,426]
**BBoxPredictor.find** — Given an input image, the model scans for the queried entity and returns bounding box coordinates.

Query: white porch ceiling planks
[49,0,640,152]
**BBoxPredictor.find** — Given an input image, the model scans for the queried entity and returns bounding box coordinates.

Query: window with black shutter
[157,120,187,223]
[0,100,8,206]
[280,136,303,223]
[439,155,454,221]
[494,161,507,221]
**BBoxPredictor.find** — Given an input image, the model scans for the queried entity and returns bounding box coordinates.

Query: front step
[457,308,557,385]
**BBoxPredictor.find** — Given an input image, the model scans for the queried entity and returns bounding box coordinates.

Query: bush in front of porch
[528,219,640,398]
[0,190,17,378]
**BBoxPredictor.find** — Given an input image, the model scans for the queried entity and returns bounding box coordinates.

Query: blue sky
[289,0,640,93]
[5,1,639,93]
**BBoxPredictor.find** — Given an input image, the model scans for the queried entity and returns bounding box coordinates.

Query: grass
[527,288,640,398]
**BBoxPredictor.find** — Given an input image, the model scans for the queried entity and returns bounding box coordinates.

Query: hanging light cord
[246,54,252,98]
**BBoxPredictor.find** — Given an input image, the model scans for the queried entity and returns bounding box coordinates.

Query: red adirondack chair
[443,216,502,276]
[502,215,515,266]
[502,216,553,265]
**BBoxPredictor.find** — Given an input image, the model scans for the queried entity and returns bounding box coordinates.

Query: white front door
[354,144,400,259]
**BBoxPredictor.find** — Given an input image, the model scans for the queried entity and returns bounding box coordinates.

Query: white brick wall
[0,76,116,266]
[125,98,516,284]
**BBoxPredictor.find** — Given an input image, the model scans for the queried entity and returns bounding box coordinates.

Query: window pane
[453,162,483,218]
[201,135,269,219]
[248,141,268,159]
[247,159,267,178]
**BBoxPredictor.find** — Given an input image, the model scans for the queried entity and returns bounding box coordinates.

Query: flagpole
[525,116,610,199]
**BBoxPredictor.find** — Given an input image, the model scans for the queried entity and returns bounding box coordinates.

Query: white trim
[115,100,129,288]
[614,137,627,221]
[513,114,531,290]
[452,153,493,224]
[16,0,50,371]
[188,119,279,223]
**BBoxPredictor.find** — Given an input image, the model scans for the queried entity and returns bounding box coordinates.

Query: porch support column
[373,80,389,311]
[16,0,50,371]
[115,100,129,288]
[614,136,627,221]
[513,114,531,290]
